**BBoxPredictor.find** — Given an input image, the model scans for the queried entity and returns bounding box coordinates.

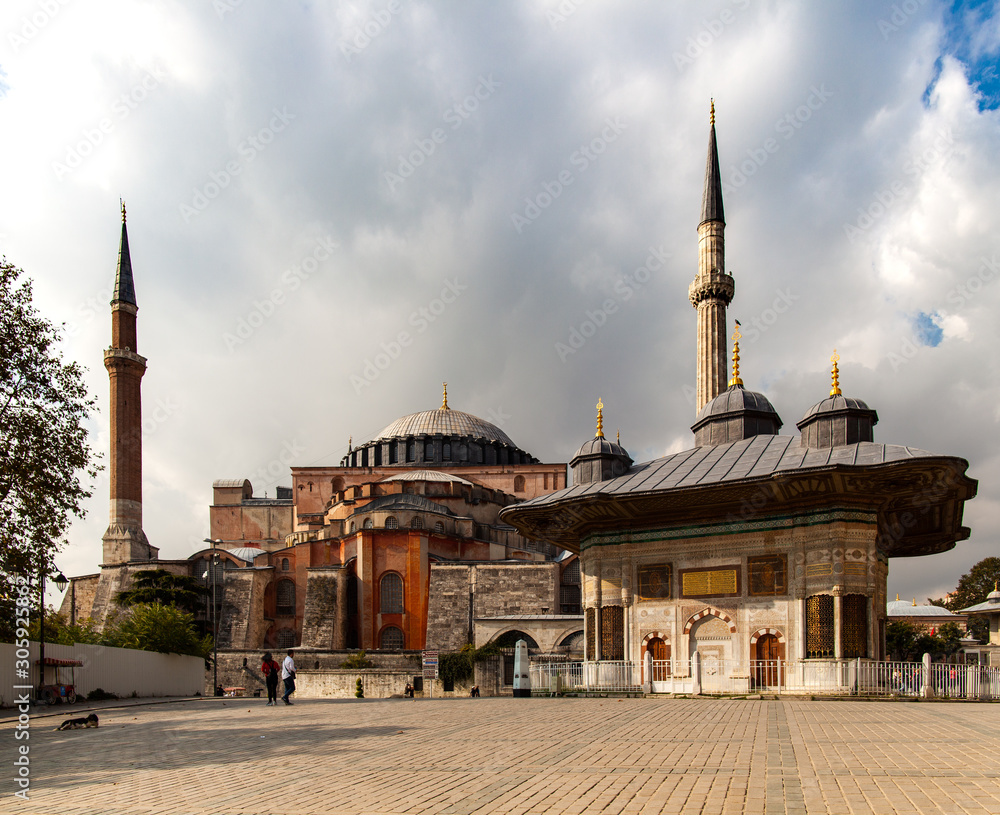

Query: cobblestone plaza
[5,696,1000,814]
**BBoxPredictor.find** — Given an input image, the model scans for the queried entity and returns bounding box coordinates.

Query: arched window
[514,475,526,493]
[380,572,403,614]
[349,521,356,533]
[433,521,444,533]
[276,580,296,616]
[406,441,415,462]
[424,441,434,459]
[385,516,398,529]
[442,442,451,458]
[806,595,834,658]
[380,626,404,649]
[363,518,373,529]
[281,558,290,571]
[276,628,296,648]
[842,594,869,658]
[331,476,345,492]
[411,516,423,529]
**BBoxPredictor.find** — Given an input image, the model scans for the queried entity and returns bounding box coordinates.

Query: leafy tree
[26,609,104,646]
[887,620,963,661]
[341,650,375,669]
[115,569,207,615]
[931,557,1000,643]
[105,602,212,659]
[0,259,100,640]
[886,620,919,661]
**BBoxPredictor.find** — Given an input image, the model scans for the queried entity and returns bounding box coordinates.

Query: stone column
[833,585,844,660]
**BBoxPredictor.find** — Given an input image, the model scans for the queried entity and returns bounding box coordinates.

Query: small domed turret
[797,351,878,448]
[570,399,633,485]
[690,324,782,446]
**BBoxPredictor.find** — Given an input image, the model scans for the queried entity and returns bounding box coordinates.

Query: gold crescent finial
[895,593,899,601]
[121,199,126,223]
[441,382,449,410]
[729,322,743,386]
[912,598,917,606]
[616,428,620,446]
[595,398,605,439]
[830,349,842,396]
[710,99,715,127]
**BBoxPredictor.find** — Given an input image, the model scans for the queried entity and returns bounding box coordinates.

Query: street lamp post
[203,539,222,696]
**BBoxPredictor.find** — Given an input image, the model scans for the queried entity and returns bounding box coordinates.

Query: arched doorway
[646,637,671,681]
[752,632,784,689]
[492,630,539,686]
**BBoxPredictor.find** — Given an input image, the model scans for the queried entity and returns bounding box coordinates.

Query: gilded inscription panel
[680,566,740,598]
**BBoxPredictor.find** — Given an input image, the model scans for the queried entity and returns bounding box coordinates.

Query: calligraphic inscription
[681,567,739,598]
[637,564,672,600]
[806,563,832,577]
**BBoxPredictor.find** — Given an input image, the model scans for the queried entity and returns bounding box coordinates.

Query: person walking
[261,651,280,706]
[281,649,297,705]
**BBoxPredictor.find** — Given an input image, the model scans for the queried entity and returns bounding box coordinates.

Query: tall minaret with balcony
[102,205,156,563]
[688,101,735,413]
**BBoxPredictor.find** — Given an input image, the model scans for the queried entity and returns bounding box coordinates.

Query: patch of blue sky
[913,311,944,346]
[938,0,1000,110]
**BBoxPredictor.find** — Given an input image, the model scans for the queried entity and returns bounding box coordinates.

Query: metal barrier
[530,656,1000,698]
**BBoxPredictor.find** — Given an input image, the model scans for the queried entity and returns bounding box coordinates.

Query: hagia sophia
[60,105,978,694]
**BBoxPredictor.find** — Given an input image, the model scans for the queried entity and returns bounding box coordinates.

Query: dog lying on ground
[55,713,99,731]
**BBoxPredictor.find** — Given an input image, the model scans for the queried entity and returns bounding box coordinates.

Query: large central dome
[342,389,538,468]
[374,408,516,446]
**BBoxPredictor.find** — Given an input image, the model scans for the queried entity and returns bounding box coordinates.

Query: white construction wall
[0,641,204,707]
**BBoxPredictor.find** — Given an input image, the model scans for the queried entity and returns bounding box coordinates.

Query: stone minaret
[688,101,735,413]
[102,205,156,563]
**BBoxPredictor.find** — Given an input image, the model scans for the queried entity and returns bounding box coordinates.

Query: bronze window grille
[806,594,834,658]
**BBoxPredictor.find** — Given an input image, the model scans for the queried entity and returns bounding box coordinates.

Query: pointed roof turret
[700,100,725,227]
[113,202,137,306]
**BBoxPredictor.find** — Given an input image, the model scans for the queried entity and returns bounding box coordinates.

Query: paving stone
[3,697,1000,814]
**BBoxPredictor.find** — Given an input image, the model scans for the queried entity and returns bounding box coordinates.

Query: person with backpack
[261,651,281,706]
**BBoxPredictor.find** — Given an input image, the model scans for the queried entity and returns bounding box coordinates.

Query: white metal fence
[529,657,1000,699]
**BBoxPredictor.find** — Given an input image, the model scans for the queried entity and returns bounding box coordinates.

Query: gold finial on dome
[617,428,620,446]
[830,349,842,396]
[912,598,917,606]
[729,321,743,386]
[895,593,900,601]
[347,436,352,453]
[710,98,715,127]
[441,382,449,410]
[595,398,605,439]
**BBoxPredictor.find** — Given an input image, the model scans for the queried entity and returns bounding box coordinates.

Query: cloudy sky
[2,0,999,605]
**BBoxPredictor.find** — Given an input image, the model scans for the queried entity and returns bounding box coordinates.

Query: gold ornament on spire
[595,398,605,439]
[710,98,715,127]
[729,322,743,386]
[617,428,620,446]
[830,349,842,396]
[441,382,449,410]
[121,199,126,223]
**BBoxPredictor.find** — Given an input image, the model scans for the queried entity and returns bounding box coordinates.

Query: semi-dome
[342,386,538,468]
[691,384,782,447]
[226,546,266,562]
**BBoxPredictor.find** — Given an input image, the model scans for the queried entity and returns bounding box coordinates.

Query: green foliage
[105,602,212,659]
[887,620,963,661]
[0,260,100,641]
[931,556,1000,643]
[355,677,364,698]
[27,610,103,645]
[115,569,207,615]
[438,642,501,686]
[341,650,375,669]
